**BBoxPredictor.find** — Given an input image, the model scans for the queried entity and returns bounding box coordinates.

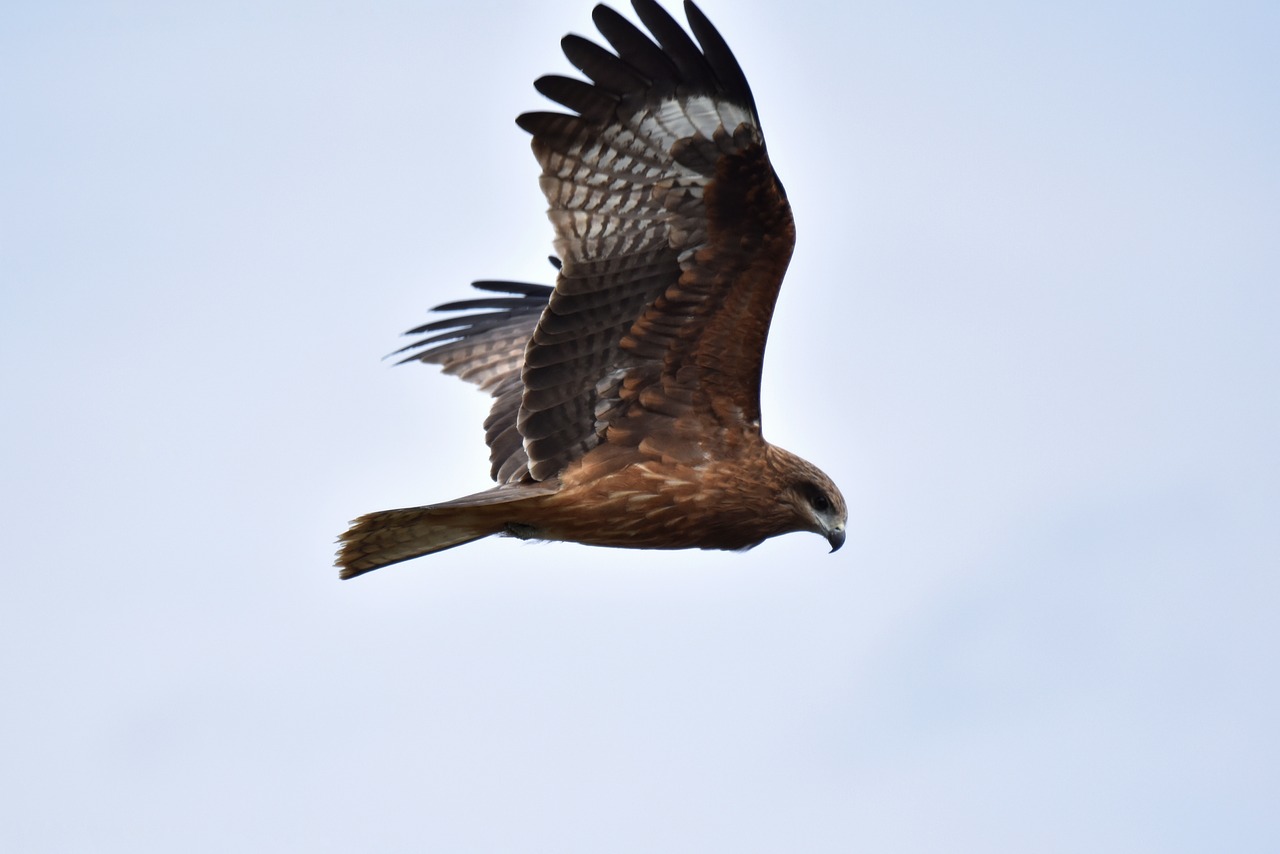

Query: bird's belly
[516,468,769,552]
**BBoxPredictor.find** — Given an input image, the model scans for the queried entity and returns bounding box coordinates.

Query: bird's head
[768,447,848,552]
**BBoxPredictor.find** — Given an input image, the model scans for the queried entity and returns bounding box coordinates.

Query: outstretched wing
[514,0,796,481]
[396,281,551,482]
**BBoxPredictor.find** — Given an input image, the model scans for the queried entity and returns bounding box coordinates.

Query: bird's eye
[800,483,830,513]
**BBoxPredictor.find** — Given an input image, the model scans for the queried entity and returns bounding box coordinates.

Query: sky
[2,0,1277,851]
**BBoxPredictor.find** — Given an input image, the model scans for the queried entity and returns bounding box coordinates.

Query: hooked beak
[826,525,845,553]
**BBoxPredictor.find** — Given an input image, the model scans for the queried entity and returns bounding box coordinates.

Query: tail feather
[336,485,555,579]
[336,507,493,579]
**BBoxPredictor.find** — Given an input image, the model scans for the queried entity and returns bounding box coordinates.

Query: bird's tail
[336,488,546,579]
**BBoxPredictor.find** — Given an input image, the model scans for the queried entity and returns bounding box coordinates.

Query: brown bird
[338,0,847,578]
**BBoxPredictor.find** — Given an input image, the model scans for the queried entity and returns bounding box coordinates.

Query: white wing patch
[537,95,758,266]
[639,96,753,150]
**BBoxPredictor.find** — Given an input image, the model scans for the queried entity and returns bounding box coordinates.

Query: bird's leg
[503,522,543,540]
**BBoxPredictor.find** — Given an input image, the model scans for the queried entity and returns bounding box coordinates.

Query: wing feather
[396,281,551,481]
[533,75,619,123]
[561,35,650,92]
[681,0,758,114]
[630,0,720,93]
[591,5,681,87]
[512,0,795,481]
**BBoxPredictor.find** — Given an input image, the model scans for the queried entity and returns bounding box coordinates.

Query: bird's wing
[397,281,550,393]
[395,281,551,482]
[514,0,796,480]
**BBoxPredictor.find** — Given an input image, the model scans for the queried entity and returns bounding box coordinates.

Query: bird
[337,0,847,579]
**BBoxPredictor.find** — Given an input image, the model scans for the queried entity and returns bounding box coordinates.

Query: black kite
[338,0,847,578]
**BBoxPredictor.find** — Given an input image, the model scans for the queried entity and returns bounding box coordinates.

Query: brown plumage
[338,0,847,579]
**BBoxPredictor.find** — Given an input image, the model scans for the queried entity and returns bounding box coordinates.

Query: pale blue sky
[2,1,1277,851]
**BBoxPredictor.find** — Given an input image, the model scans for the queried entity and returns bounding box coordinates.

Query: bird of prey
[338,0,847,578]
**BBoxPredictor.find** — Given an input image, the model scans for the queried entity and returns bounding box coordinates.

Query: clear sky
[2,0,1277,851]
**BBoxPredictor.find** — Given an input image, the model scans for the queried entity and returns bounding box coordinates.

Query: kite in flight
[338,0,847,578]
